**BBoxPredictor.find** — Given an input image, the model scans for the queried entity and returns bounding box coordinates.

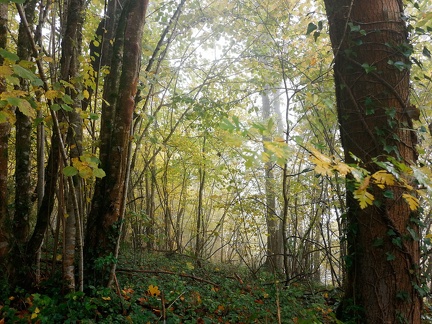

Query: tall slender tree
[323,0,421,322]
[0,3,9,260]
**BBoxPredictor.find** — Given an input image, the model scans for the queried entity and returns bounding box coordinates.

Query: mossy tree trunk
[323,0,421,322]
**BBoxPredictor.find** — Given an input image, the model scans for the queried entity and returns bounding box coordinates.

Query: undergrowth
[0,253,342,323]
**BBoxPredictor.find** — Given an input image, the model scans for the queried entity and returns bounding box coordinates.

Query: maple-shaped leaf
[147,285,160,297]
[372,170,395,189]
[334,162,352,176]
[402,193,419,211]
[353,187,374,209]
[310,148,333,176]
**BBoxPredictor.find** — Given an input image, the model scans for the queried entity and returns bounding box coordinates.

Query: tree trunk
[84,0,149,286]
[195,136,206,262]
[59,0,85,292]
[14,0,38,244]
[0,3,9,260]
[261,88,283,272]
[323,0,421,322]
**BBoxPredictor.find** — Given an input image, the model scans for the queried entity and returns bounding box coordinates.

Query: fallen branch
[116,268,218,287]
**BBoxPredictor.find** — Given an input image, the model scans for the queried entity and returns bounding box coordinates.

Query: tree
[323,0,421,322]
[84,0,150,285]
[0,3,9,259]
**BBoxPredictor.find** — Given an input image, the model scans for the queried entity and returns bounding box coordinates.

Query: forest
[1,0,432,322]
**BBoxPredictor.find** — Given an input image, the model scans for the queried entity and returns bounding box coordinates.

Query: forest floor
[8,250,432,323]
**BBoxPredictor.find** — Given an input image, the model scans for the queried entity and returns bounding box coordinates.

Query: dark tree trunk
[323,0,421,322]
[0,3,9,260]
[14,0,38,244]
[84,0,149,286]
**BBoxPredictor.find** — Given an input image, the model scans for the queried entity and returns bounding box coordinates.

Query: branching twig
[116,268,218,287]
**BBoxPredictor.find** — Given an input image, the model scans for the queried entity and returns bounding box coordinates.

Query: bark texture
[323,0,421,322]
[60,0,85,291]
[0,3,9,259]
[84,0,149,285]
[261,89,283,272]
[14,0,38,243]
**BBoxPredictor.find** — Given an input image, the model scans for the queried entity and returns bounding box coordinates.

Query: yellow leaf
[372,170,395,189]
[353,188,374,209]
[102,296,111,300]
[147,285,160,297]
[310,148,333,176]
[425,233,432,239]
[357,176,371,191]
[45,90,62,100]
[16,98,36,119]
[402,193,419,211]
[334,162,352,176]
[0,65,13,76]
[31,307,40,319]
[83,89,90,99]
[56,254,62,261]
[42,56,54,63]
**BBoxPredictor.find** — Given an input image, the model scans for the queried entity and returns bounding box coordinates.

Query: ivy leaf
[383,190,394,199]
[402,193,419,211]
[407,227,419,241]
[361,63,377,74]
[306,22,317,35]
[386,252,395,261]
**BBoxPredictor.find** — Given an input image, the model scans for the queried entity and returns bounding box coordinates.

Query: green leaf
[93,168,106,179]
[387,229,396,236]
[63,166,78,177]
[0,0,26,3]
[0,111,8,123]
[61,104,73,112]
[373,237,384,247]
[51,104,61,111]
[13,64,37,81]
[392,237,402,248]
[407,227,419,241]
[7,97,36,118]
[386,252,395,261]
[0,48,19,61]
[62,94,74,104]
[306,22,317,35]
[361,63,376,74]
[423,46,431,58]
[383,190,394,199]
[89,113,99,120]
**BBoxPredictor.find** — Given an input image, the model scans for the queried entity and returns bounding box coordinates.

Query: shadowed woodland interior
[1,0,432,322]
